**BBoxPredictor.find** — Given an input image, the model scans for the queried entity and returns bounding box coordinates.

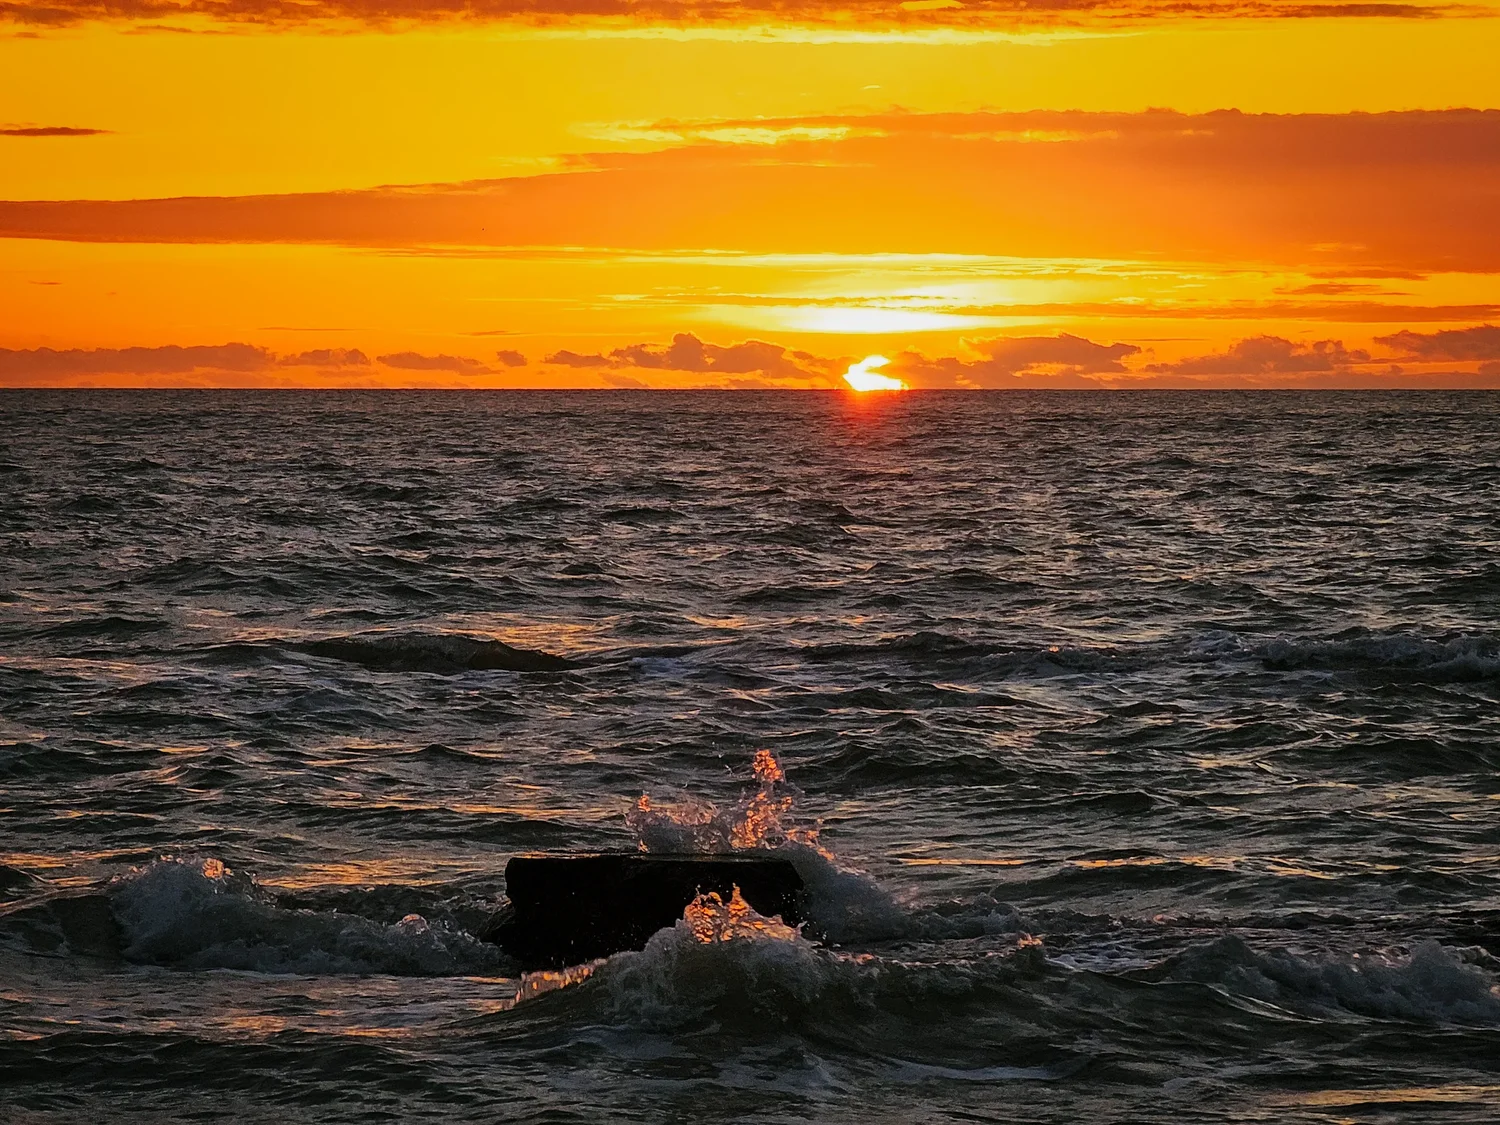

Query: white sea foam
[506,885,1049,1036]
[625,750,907,942]
[592,888,861,1028]
[108,856,504,976]
[1260,630,1500,681]
[1166,936,1500,1026]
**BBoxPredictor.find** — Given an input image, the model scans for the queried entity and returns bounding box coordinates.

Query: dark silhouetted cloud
[544,349,611,368]
[281,348,370,367]
[546,332,833,381]
[5,328,1500,388]
[0,125,110,136]
[601,372,649,389]
[893,333,1140,388]
[1143,336,1369,376]
[608,333,828,379]
[1376,324,1500,360]
[376,350,490,373]
[494,349,527,367]
[0,342,273,377]
[0,343,393,381]
[0,0,1457,28]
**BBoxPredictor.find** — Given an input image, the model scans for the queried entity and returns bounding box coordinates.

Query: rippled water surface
[3,389,1500,1122]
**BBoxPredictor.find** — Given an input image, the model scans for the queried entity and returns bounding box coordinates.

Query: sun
[842,355,908,392]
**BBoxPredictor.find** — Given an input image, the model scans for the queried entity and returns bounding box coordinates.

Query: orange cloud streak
[3,110,1496,274]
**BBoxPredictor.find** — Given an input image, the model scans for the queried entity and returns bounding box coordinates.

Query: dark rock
[481,853,804,969]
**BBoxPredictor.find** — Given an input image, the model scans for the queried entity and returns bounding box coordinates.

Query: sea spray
[626,750,907,942]
[108,856,504,975]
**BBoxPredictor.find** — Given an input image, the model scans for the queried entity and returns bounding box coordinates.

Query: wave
[502,888,1055,1043]
[0,864,42,902]
[779,626,1500,687]
[106,857,506,975]
[796,631,1138,675]
[35,614,168,641]
[789,630,1255,681]
[1154,935,1500,1026]
[1259,629,1500,682]
[297,632,578,674]
[504,897,1500,1052]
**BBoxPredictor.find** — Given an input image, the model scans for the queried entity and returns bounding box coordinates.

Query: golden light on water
[842,355,908,392]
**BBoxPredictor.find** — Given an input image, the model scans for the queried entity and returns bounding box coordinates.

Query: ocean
[3,389,1499,1123]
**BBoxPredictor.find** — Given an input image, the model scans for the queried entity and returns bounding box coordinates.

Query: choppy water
[3,389,1500,1123]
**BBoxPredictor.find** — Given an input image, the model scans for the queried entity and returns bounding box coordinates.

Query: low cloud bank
[0,343,512,384]
[6,329,1500,389]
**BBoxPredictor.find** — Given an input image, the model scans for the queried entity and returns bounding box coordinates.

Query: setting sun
[842,355,908,392]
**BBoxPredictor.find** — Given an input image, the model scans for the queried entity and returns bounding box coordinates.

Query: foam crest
[626,750,906,942]
[593,889,876,1030]
[109,856,505,976]
[1260,630,1500,682]
[1164,936,1500,1025]
[507,887,1051,1036]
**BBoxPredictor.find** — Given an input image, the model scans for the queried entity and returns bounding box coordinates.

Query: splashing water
[683,886,801,944]
[626,749,825,855]
[626,751,906,942]
[500,887,806,1013]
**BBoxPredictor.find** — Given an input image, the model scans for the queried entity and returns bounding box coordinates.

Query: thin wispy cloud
[0,124,110,136]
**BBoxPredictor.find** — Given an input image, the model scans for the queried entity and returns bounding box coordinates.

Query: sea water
[3,389,1499,1122]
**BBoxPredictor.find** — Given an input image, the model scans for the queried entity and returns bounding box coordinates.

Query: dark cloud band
[0,0,1458,28]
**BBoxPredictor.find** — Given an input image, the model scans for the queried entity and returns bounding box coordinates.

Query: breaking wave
[1259,629,1500,682]
[504,897,1500,1051]
[504,886,1052,1039]
[108,856,506,975]
[1157,935,1500,1026]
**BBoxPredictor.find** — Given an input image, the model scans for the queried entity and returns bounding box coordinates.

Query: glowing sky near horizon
[2,6,1499,388]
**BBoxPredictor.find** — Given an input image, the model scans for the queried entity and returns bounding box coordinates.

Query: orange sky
[3,5,1499,388]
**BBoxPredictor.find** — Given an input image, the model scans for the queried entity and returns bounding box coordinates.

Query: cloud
[0,125,109,137]
[610,333,829,379]
[0,0,1454,28]
[281,347,370,367]
[0,343,484,384]
[1143,336,1370,376]
[892,333,1140,388]
[601,372,649,389]
[494,349,527,367]
[376,350,490,373]
[0,343,273,377]
[544,349,611,368]
[545,332,835,383]
[1376,324,1500,361]
[6,329,1500,388]
[4,109,1496,274]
